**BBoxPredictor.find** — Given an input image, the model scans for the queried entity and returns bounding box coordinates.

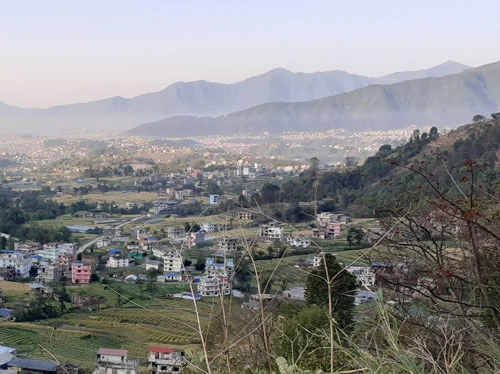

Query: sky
[1,0,500,108]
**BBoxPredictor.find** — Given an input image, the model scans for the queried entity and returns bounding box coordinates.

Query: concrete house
[217,238,238,252]
[94,349,138,374]
[107,257,130,268]
[0,252,31,278]
[209,194,220,205]
[167,227,185,238]
[259,221,283,242]
[71,263,92,284]
[36,262,61,284]
[148,347,184,373]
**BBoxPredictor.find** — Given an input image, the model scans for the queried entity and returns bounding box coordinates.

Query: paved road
[76,215,145,255]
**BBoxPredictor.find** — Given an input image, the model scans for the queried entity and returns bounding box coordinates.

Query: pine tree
[305,254,356,330]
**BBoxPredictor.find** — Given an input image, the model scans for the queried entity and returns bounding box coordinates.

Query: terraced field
[0,322,120,369]
[0,296,222,371]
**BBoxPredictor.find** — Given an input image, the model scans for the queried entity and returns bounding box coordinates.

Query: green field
[0,288,222,371]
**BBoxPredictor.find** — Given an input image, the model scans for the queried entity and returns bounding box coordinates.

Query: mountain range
[0,61,471,135]
[126,61,500,137]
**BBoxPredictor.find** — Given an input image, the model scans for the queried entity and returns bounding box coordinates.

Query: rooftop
[97,348,128,357]
[7,357,59,372]
[150,347,174,354]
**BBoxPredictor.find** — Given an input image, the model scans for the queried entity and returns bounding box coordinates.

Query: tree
[429,126,439,141]
[184,222,200,233]
[473,114,486,122]
[195,257,206,271]
[260,183,281,204]
[346,227,364,247]
[305,254,356,330]
[491,112,500,120]
[29,266,38,278]
[53,283,71,312]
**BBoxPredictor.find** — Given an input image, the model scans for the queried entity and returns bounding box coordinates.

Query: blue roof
[371,263,392,268]
[147,237,157,241]
[67,225,94,232]
[108,249,122,254]
[7,357,59,372]
[0,309,13,317]
[165,273,180,277]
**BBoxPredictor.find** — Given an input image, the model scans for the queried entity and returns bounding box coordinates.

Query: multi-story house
[287,236,311,248]
[259,221,283,242]
[152,248,184,273]
[140,237,159,251]
[201,223,219,233]
[217,238,238,252]
[148,347,184,374]
[197,276,231,297]
[326,222,342,239]
[346,266,376,288]
[0,251,31,278]
[205,257,234,278]
[162,251,183,273]
[71,263,92,284]
[94,348,138,374]
[107,257,130,268]
[316,212,336,227]
[185,232,205,247]
[167,227,185,238]
[237,211,252,220]
[34,248,58,262]
[36,262,61,283]
[15,241,42,253]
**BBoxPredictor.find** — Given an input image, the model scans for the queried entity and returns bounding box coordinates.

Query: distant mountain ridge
[126,61,500,137]
[0,61,471,134]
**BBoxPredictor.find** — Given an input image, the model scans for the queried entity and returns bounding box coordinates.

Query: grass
[53,191,159,205]
[0,282,222,371]
[0,280,30,296]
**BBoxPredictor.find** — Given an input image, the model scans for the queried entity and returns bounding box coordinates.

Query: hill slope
[126,61,500,137]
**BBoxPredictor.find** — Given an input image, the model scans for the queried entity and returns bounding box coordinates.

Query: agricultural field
[53,191,158,206]
[0,281,30,297]
[0,286,223,371]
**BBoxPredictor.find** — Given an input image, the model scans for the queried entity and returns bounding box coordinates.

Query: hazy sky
[1,0,500,108]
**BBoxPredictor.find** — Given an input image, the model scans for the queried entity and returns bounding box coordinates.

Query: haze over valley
[2,2,500,373]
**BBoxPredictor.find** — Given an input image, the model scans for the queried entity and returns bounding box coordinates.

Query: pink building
[72,262,92,284]
[326,222,342,239]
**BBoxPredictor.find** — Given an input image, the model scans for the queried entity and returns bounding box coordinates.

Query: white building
[97,239,112,248]
[107,257,130,268]
[197,276,231,297]
[205,257,234,278]
[0,252,31,278]
[346,266,376,288]
[95,348,138,374]
[259,221,283,242]
[152,248,184,273]
[201,222,219,233]
[283,287,305,301]
[287,236,310,248]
